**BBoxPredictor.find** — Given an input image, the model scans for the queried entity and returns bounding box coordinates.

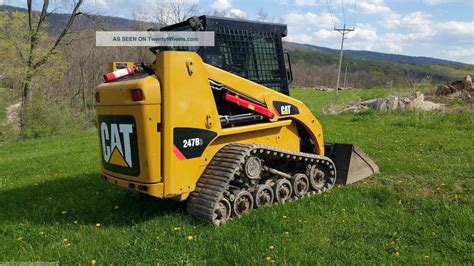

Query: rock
[435,75,474,96]
[448,79,467,93]
[339,92,446,114]
[436,84,452,96]
[398,100,405,110]
[6,102,21,129]
[418,100,445,111]
[386,96,399,111]
[343,105,369,113]
[463,75,472,90]
[374,98,387,111]
[412,92,425,109]
[415,92,424,101]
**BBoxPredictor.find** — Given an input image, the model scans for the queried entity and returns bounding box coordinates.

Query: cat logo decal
[98,116,140,176]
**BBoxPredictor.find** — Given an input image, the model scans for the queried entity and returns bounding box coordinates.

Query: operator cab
[153,15,293,96]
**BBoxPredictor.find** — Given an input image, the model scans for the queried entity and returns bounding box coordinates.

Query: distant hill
[283,42,462,65]
[287,48,473,88]
[0,5,154,34]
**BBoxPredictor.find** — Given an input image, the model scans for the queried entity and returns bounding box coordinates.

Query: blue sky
[3,0,473,63]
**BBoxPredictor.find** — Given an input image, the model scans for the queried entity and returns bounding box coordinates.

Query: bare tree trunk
[19,74,31,130]
[19,0,84,132]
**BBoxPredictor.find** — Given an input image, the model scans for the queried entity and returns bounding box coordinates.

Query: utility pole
[334,24,354,100]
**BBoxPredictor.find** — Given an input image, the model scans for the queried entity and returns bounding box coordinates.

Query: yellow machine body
[96,52,325,200]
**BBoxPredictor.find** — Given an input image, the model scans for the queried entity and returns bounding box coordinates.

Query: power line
[353,0,358,27]
[326,0,337,29]
[341,0,346,25]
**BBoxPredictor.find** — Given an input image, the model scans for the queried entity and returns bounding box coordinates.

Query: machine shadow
[0,173,190,227]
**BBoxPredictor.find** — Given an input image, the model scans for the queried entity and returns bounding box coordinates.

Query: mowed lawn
[0,88,472,264]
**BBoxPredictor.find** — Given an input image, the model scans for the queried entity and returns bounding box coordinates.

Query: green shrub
[21,95,94,139]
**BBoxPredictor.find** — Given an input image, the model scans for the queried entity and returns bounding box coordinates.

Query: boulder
[340,92,446,113]
[417,100,445,111]
[360,99,378,108]
[398,100,405,110]
[436,84,452,96]
[412,92,425,109]
[463,75,472,91]
[374,98,387,111]
[6,102,21,129]
[386,96,399,111]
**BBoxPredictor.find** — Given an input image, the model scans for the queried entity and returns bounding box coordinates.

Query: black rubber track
[186,143,336,224]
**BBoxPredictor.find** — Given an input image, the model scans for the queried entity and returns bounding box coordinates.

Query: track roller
[291,173,309,197]
[212,198,232,225]
[232,190,254,216]
[272,179,292,203]
[252,184,274,208]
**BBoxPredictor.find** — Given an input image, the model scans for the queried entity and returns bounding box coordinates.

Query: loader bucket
[324,143,379,184]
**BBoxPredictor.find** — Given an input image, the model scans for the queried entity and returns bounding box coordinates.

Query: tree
[151,0,198,26]
[17,0,84,130]
[0,10,69,137]
[255,8,275,22]
[132,7,154,62]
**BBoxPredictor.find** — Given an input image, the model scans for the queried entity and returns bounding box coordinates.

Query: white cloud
[210,0,232,11]
[314,29,339,40]
[402,11,432,29]
[294,0,317,6]
[229,8,246,18]
[378,11,436,38]
[87,0,108,7]
[352,24,377,41]
[284,12,338,29]
[357,0,391,14]
[381,12,401,28]
[423,0,466,5]
[445,47,474,57]
[286,33,316,43]
[437,21,474,35]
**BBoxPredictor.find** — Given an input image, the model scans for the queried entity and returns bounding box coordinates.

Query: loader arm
[204,63,325,156]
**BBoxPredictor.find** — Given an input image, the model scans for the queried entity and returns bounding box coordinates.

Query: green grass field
[0,88,472,264]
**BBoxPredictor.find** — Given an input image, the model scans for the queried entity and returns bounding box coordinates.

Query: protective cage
[160,16,291,95]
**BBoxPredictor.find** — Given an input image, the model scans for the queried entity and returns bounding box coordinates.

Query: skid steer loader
[95,16,378,225]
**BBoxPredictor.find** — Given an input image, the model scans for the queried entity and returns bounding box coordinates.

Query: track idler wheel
[244,156,262,180]
[232,190,254,217]
[291,173,309,197]
[212,198,232,226]
[272,179,292,203]
[252,184,274,208]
